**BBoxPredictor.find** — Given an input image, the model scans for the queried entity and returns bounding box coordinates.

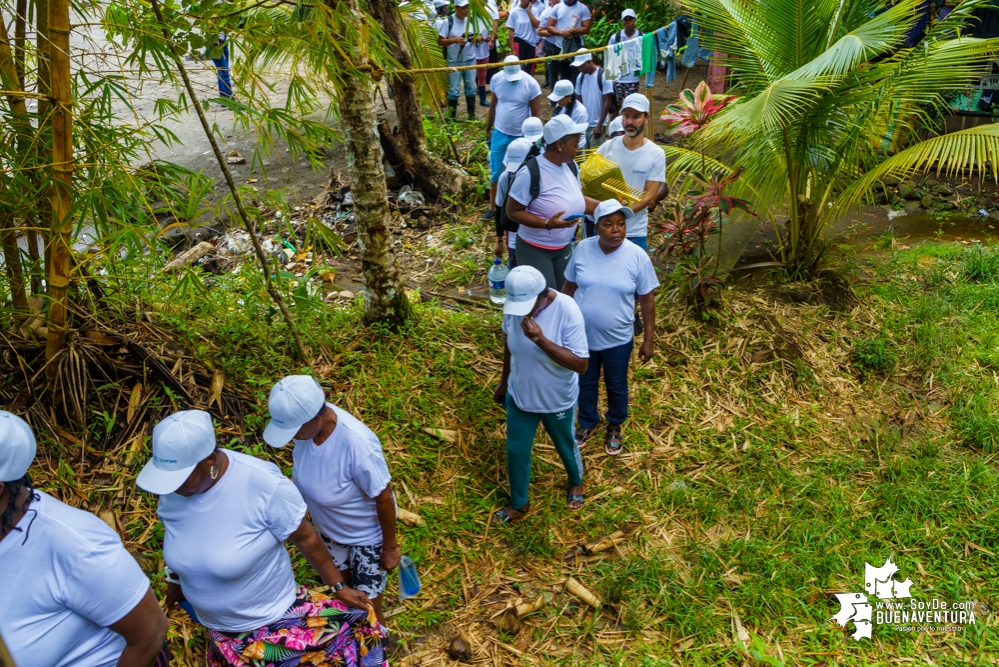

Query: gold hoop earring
[210,464,218,480]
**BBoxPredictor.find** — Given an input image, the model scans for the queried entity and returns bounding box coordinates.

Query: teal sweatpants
[506,393,584,510]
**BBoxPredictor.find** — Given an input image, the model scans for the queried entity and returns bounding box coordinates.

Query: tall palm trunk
[367,0,465,198]
[33,0,51,294]
[44,0,73,380]
[329,0,412,327]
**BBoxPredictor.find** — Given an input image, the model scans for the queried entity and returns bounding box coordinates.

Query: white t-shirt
[575,67,614,127]
[491,71,541,136]
[597,136,666,237]
[509,155,584,249]
[538,2,559,44]
[438,15,485,62]
[564,237,660,350]
[608,29,642,83]
[547,0,591,48]
[0,491,150,667]
[158,450,307,632]
[292,404,394,547]
[553,99,589,129]
[506,4,540,45]
[495,171,520,249]
[503,291,589,412]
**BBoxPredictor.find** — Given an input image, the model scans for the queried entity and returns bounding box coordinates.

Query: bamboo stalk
[35,0,52,281]
[564,577,601,608]
[148,0,311,365]
[43,0,73,380]
[14,0,27,89]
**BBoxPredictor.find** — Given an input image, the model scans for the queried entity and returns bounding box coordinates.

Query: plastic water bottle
[398,555,422,600]
[488,258,509,304]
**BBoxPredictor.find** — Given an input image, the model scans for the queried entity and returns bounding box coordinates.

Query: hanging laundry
[640,32,657,75]
[623,35,643,76]
[603,41,628,80]
[681,22,712,68]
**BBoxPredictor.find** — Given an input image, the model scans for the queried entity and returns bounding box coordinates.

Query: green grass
[13,234,999,666]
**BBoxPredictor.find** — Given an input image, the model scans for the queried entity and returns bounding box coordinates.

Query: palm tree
[669,0,999,276]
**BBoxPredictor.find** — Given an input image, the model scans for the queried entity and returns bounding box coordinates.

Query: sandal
[575,425,596,448]
[492,504,529,525]
[605,426,623,456]
[566,487,585,511]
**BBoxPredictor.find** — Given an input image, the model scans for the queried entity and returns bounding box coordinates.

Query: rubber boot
[448,99,458,121]
[478,85,490,107]
[466,95,477,121]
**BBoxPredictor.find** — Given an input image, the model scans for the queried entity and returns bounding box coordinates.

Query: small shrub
[962,245,999,283]
[853,338,897,374]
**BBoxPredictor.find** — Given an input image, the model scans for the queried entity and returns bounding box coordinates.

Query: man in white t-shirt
[506,0,541,74]
[596,93,667,250]
[546,0,591,83]
[492,266,589,524]
[607,8,642,107]
[484,55,541,221]
[569,48,613,147]
[438,0,489,120]
[0,411,169,667]
[264,375,400,626]
[537,0,561,89]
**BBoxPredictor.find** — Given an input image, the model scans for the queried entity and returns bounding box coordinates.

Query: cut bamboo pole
[43,0,73,381]
[564,577,601,608]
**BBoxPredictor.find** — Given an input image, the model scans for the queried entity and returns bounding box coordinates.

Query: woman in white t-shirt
[137,410,385,667]
[548,79,590,147]
[505,114,599,289]
[562,200,659,455]
[0,411,169,667]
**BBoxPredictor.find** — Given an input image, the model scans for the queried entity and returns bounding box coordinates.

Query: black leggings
[516,236,572,289]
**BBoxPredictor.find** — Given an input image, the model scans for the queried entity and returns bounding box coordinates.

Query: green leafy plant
[853,337,898,374]
[962,245,999,282]
[669,0,999,277]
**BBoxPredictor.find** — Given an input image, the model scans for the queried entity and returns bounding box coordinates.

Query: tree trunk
[332,0,412,327]
[36,0,51,291]
[366,0,466,199]
[14,0,27,89]
[0,183,28,315]
[44,0,73,380]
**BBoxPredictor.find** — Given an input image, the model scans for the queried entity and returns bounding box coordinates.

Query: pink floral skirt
[205,586,386,667]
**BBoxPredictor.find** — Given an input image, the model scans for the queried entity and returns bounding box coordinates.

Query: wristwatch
[545,218,551,230]
[332,581,345,593]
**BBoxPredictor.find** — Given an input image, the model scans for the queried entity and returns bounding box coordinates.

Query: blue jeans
[489,129,517,183]
[209,38,233,99]
[578,339,634,429]
[628,236,647,251]
[447,59,476,100]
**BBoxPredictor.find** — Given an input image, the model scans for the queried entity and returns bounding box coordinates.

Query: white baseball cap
[621,92,650,113]
[593,199,635,223]
[521,117,544,143]
[137,410,216,495]
[503,266,548,316]
[570,48,592,67]
[621,8,637,19]
[502,55,525,81]
[543,114,587,144]
[503,137,534,173]
[264,375,326,447]
[454,0,468,6]
[0,411,36,482]
[548,79,575,102]
[433,0,448,7]
[608,116,624,135]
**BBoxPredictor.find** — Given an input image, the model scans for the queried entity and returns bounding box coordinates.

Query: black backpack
[574,66,605,97]
[498,151,579,233]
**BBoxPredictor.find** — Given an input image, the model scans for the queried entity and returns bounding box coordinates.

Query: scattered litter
[226,150,245,164]
[219,230,253,256]
[398,185,426,207]
[338,290,355,300]
[887,209,907,220]
[343,192,353,205]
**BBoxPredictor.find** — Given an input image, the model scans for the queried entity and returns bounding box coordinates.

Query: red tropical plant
[659,80,734,137]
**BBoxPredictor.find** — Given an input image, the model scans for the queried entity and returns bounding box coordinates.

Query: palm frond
[401,13,449,107]
[663,145,759,200]
[837,124,999,214]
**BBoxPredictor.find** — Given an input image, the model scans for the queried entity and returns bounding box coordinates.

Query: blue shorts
[628,236,648,251]
[490,129,518,183]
